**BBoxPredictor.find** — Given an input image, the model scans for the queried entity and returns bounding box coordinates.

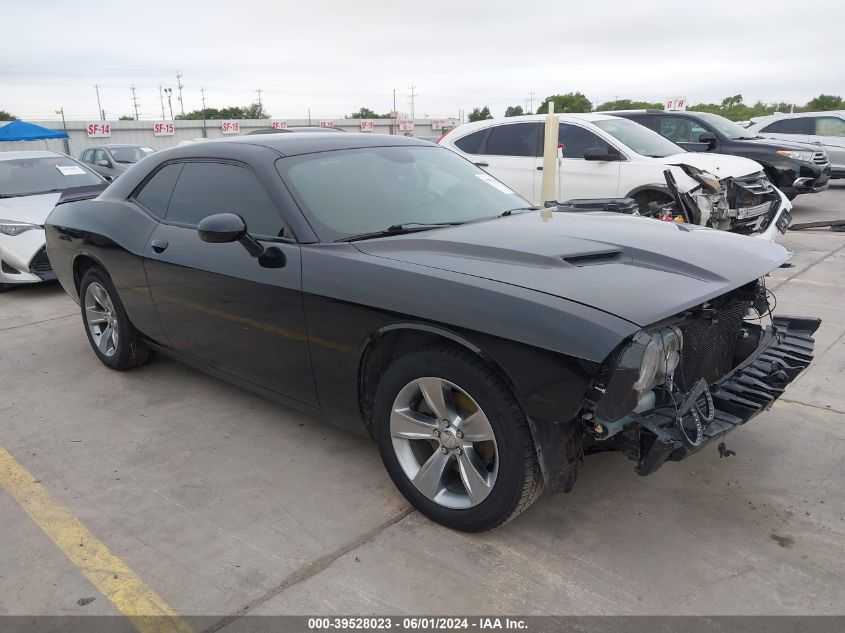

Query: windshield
[694,112,757,140]
[0,156,103,197]
[109,146,155,163]
[276,145,528,241]
[594,118,684,158]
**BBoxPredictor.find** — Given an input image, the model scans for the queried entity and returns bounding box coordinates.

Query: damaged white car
[439,113,790,241]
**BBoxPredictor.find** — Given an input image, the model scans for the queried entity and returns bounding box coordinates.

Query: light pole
[164,88,174,120]
[55,107,70,155]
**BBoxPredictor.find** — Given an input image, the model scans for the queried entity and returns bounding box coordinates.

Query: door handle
[536,166,543,171]
[473,161,489,167]
[150,239,169,253]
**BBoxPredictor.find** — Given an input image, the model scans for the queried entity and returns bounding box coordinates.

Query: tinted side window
[814,116,845,136]
[166,162,284,237]
[81,149,93,163]
[660,116,708,143]
[483,123,539,157]
[558,124,612,159]
[626,115,659,132]
[454,130,486,154]
[762,118,811,134]
[134,163,183,217]
[94,149,109,164]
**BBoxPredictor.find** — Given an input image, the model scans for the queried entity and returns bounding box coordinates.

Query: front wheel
[79,267,150,370]
[373,346,543,531]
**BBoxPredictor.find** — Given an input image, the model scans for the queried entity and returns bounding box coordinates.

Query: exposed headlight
[0,221,40,237]
[777,150,814,162]
[633,326,683,396]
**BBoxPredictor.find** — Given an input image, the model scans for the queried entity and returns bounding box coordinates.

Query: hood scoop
[562,249,623,266]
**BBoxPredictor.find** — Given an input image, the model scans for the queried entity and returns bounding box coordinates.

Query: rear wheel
[79,267,150,370]
[373,346,542,531]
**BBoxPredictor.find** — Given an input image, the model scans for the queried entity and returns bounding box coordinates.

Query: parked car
[609,110,831,200]
[438,114,790,240]
[0,151,106,291]
[748,111,845,179]
[79,144,155,180]
[45,134,818,531]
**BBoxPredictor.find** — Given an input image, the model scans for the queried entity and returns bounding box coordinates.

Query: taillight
[435,128,454,144]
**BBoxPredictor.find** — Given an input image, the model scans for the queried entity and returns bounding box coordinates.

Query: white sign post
[664,96,687,112]
[221,120,240,135]
[153,121,175,136]
[359,120,374,132]
[87,123,111,138]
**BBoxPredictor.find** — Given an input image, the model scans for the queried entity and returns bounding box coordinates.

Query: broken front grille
[812,151,829,166]
[676,298,747,389]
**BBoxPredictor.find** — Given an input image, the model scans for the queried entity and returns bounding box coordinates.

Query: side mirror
[584,147,621,161]
[96,159,111,167]
[102,175,114,182]
[698,132,717,148]
[197,212,273,261]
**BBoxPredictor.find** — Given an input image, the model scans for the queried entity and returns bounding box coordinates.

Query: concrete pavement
[1,189,843,623]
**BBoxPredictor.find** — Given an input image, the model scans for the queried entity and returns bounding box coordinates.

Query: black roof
[213,132,432,156]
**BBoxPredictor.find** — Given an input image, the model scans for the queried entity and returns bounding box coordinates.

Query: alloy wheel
[390,377,499,509]
[84,281,119,358]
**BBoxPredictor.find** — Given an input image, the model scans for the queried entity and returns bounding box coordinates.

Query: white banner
[359,120,374,132]
[87,123,111,138]
[431,119,445,131]
[271,120,287,129]
[153,121,175,136]
[221,120,240,134]
[399,119,414,131]
[319,120,335,128]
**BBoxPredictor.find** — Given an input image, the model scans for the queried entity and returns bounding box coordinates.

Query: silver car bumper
[754,188,793,242]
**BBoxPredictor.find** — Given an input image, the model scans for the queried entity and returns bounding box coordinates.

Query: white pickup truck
[438,113,792,240]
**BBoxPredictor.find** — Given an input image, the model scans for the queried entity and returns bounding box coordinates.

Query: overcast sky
[2,0,843,121]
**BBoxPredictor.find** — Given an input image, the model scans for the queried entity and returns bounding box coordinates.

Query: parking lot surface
[1,185,844,623]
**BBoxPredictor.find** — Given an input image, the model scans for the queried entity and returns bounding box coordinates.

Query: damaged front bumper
[623,315,820,476]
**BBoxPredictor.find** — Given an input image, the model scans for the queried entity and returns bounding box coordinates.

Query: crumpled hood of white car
[659,152,763,179]
[0,193,62,225]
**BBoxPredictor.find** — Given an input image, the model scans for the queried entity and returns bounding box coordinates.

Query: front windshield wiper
[337,221,464,242]
[500,206,539,216]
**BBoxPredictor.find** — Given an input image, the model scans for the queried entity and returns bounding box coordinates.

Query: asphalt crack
[201,506,414,633]
[0,312,76,333]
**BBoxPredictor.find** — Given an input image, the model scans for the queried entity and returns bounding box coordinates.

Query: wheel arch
[72,250,108,297]
[357,323,521,434]
[625,184,673,200]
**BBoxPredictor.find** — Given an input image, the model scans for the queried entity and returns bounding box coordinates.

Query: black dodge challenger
[45,133,819,531]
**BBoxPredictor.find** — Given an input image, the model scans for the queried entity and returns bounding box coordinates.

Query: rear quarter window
[134,163,183,217]
[453,129,487,154]
[761,118,811,134]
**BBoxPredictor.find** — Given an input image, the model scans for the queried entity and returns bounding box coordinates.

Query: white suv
[439,113,791,239]
[747,111,845,179]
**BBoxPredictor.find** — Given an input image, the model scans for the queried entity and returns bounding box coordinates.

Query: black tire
[373,345,543,531]
[79,267,150,370]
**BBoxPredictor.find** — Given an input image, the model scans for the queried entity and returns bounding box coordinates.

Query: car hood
[353,211,790,327]
[0,193,62,225]
[658,152,763,178]
[733,137,822,152]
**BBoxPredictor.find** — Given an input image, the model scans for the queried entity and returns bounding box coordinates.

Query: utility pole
[130,86,140,120]
[200,87,208,138]
[256,88,263,115]
[164,88,174,119]
[307,108,311,126]
[392,89,397,135]
[94,84,103,121]
[158,84,166,120]
[528,91,535,114]
[176,72,185,116]
[408,84,416,121]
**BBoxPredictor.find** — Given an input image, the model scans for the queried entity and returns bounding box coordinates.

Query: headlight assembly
[0,221,40,237]
[776,150,814,162]
[633,336,661,395]
[633,326,683,396]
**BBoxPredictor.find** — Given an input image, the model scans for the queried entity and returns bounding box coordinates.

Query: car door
[92,148,118,179]
[660,115,712,152]
[809,116,845,172]
[138,159,318,406]
[471,122,542,203]
[554,123,622,201]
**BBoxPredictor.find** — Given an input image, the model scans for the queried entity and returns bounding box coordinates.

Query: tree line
[467,93,845,122]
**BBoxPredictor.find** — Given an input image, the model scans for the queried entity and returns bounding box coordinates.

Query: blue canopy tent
[0,119,68,145]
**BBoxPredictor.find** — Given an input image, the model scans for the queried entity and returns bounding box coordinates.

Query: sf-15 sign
[87,123,111,138]
[153,122,175,136]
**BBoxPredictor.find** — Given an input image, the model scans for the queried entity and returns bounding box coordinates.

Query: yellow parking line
[0,446,193,633]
